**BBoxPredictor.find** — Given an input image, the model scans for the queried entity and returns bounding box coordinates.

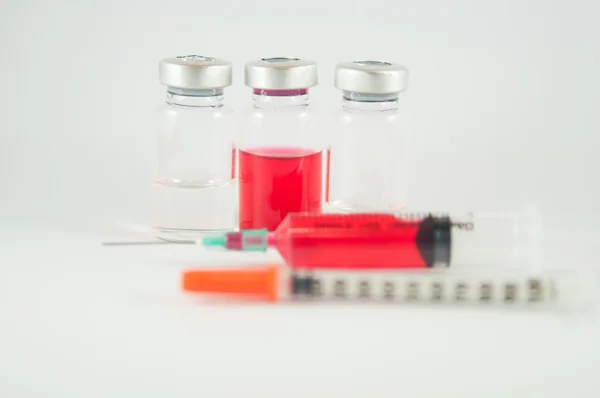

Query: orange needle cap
[182,264,280,302]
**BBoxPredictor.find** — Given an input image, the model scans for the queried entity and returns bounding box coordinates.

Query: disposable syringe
[200,207,542,271]
[182,265,585,310]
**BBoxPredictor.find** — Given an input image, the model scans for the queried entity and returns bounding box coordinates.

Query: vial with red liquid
[326,60,410,214]
[238,57,323,231]
[154,56,236,242]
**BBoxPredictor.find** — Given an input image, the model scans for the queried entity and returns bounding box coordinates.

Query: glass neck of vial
[252,89,310,109]
[166,88,224,107]
[342,91,399,112]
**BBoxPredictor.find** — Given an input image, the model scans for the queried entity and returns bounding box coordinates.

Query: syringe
[182,265,583,310]
[200,208,542,271]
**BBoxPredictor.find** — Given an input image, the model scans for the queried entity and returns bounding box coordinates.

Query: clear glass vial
[238,57,323,231]
[326,60,410,213]
[153,55,236,242]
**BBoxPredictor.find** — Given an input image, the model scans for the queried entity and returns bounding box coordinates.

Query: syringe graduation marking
[431,282,443,301]
[407,282,419,301]
[308,212,472,232]
[384,281,395,300]
[480,283,493,302]
[529,279,543,302]
[505,283,517,302]
[334,280,346,298]
[290,272,554,305]
[455,282,468,301]
[359,280,370,298]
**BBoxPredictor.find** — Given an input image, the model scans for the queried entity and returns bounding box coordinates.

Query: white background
[1,0,599,397]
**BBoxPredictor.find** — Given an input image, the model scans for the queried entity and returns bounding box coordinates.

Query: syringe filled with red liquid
[201,207,542,271]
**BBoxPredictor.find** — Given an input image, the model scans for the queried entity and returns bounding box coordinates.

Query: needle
[101,240,195,246]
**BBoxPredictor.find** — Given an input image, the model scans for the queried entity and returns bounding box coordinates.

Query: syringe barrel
[182,265,590,311]
[275,208,542,271]
[283,268,582,310]
[448,206,542,271]
[276,212,436,269]
[208,208,543,271]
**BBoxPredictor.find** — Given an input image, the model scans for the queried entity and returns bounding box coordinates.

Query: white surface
[0,222,598,397]
[2,0,600,396]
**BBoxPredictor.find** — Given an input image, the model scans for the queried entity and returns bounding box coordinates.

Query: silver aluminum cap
[334,60,409,94]
[158,55,232,90]
[245,57,318,90]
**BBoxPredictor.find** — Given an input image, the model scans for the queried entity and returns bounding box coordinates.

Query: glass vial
[153,55,236,242]
[326,60,410,213]
[238,57,322,231]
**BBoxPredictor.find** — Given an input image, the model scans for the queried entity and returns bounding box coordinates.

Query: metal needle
[101,241,195,246]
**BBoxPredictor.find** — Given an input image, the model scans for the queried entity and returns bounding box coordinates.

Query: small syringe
[182,265,589,311]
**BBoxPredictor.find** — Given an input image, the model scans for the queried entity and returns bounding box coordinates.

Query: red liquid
[273,213,427,270]
[239,147,323,231]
